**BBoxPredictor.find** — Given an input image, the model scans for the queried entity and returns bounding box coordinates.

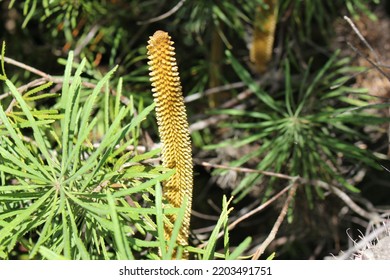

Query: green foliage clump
[0,46,249,259]
[207,50,386,202]
[0,49,156,259]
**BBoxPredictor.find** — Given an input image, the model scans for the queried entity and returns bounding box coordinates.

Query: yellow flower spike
[250,0,278,74]
[147,30,193,251]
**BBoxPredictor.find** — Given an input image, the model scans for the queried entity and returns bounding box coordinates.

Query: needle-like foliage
[207,50,388,205]
[0,51,166,259]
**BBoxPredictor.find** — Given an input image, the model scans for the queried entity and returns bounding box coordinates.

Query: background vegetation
[0,0,389,259]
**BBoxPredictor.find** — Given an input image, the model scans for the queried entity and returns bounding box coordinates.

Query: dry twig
[343,16,381,63]
[201,161,296,181]
[252,182,298,259]
[138,0,186,24]
[196,161,382,255]
[0,54,132,110]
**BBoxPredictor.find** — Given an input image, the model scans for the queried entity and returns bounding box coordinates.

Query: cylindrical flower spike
[250,0,278,74]
[147,30,193,250]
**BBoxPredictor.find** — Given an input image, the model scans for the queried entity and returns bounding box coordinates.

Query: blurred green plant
[279,0,380,43]
[5,0,152,104]
[206,49,388,203]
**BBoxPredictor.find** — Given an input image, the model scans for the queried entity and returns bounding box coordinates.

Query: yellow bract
[147,30,193,249]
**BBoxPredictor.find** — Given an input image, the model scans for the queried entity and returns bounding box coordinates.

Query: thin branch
[1,77,47,100]
[187,72,275,131]
[202,162,381,221]
[343,15,390,155]
[228,183,294,232]
[314,179,382,222]
[137,0,186,24]
[195,160,382,255]
[200,161,297,181]
[219,89,254,109]
[346,42,390,81]
[1,55,99,89]
[199,161,382,227]
[196,182,296,249]
[343,16,381,63]
[189,111,235,132]
[74,24,100,56]
[184,81,246,103]
[1,56,51,79]
[188,88,254,132]
[252,182,298,259]
[0,54,132,110]
[191,210,220,221]
[195,160,300,250]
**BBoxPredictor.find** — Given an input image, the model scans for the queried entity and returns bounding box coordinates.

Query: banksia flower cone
[147,30,193,249]
[250,0,278,74]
